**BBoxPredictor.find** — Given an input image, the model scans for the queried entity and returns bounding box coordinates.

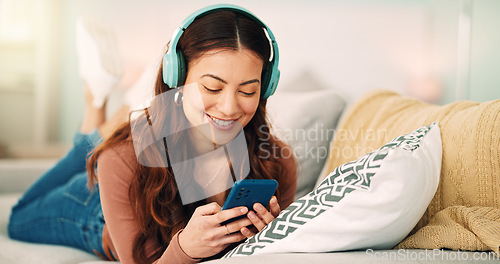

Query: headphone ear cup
[260,64,271,98]
[266,68,279,98]
[162,50,186,88]
[162,51,178,87]
[262,60,279,99]
[177,51,187,86]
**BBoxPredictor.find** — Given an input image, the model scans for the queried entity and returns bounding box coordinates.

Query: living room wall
[0,0,499,154]
[56,0,434,143]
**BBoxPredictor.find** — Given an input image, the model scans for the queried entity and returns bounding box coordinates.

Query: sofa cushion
[321,90,500,253]
[0,159,57,193]
[267,88,345,199]
[223,123,441,257]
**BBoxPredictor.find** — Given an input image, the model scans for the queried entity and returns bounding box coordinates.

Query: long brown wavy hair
[87,9,295,264]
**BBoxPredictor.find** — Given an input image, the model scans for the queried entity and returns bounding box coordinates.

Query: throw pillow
[224,122,442,257]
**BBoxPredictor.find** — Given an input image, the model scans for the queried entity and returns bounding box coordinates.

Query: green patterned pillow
[224,122,442,258]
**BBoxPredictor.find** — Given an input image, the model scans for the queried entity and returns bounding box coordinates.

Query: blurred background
[0,0,499,158]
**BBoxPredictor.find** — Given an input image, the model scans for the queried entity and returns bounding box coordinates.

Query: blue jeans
[8,130,107,257]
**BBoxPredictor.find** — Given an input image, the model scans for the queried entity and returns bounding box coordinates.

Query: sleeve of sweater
[97,144,200,264]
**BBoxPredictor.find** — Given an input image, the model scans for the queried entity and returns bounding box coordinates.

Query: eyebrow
[201,74,260,86]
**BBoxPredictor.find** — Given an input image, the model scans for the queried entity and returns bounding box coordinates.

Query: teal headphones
[162,4,280,99]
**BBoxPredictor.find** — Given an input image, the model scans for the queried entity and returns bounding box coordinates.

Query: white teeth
[208,115,234,127]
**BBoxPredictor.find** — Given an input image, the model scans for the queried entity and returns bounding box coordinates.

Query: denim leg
[8,130,106,255]
[8,171,106,255]
[13,130,101,209]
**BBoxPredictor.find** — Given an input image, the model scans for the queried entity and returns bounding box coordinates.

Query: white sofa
[1,85,499,263]
[1,156,498,263]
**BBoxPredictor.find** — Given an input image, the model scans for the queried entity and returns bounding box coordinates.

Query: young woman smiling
[9,4,297,264]
[89,5,296,264]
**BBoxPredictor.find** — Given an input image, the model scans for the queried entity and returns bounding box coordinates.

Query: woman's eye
[203,85,221,93]
[240,91,256,96]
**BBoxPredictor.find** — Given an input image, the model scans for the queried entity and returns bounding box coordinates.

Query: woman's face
[182,48,263,146]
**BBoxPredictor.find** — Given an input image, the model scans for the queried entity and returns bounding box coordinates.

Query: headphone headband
[162,4,280,99]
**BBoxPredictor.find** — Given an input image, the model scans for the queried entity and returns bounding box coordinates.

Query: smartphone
[221,179,278,225]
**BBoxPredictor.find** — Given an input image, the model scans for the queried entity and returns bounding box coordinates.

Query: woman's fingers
[240,226,257,239]
[179,203,249,259]
[195,202,248,225]
[216,206,249,237]
[217,206,248,225]
[247,210,266,231]
[240,227,254,238]
[220,231,247,244]
[269,196,281,218]
[224,217,253,234]
[254,203,275,225]
[245,200,282,232]
[194,202,222,216]
[244,203,273,231]
[218,198,283,239]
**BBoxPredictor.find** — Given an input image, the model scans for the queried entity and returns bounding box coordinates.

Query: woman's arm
[97,144,253,263]
[97,144,199,264]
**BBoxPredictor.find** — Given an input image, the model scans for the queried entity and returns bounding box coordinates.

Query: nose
[217,90,239,117]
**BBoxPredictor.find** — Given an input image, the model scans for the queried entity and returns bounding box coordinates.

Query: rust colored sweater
[97,142,297,264]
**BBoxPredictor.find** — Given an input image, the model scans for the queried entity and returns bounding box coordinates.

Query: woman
[90,5,296,263]
[9,4,296,264]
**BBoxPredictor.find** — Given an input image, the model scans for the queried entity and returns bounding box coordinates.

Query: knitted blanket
[323,90,500,253]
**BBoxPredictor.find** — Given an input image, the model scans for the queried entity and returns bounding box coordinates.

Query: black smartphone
[221,179,278,225]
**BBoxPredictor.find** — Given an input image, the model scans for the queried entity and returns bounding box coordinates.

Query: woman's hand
[239,196,281,238]
[178,202,252,259]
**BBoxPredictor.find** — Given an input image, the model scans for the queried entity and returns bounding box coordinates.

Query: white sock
[76,16,122,108]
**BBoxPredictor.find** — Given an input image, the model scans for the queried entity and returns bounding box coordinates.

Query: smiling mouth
[206,113,238,129]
